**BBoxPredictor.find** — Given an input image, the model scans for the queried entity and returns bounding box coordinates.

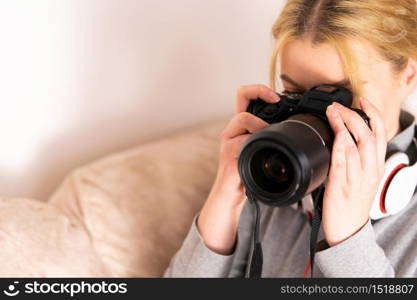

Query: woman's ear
[400,58,417,95]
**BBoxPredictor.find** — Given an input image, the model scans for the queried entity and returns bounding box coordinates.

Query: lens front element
[250,148,294,194]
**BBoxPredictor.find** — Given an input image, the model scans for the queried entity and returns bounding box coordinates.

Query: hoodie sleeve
[163,214,238,278]
[163,201,255,278]
[314,218,395,277]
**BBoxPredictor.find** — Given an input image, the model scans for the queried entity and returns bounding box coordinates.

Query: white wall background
[0,0,285,200]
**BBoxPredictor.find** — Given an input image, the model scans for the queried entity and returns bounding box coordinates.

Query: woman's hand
[323,98,388,247]
[197,85,279,255]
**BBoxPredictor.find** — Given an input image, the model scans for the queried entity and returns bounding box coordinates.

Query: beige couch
[0,118,228,277]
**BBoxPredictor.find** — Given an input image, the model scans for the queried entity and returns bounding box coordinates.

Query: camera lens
[250,148,294,194]
[238,113,333,206]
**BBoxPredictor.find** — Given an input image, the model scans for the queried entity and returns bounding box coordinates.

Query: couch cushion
[0,197,109,277]
[48,118,228,277]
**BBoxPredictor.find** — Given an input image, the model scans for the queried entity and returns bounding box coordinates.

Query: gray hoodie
[164,109,417,278]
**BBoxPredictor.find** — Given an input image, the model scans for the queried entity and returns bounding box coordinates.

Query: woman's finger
[331,102,373,143]
[326,105,348,186]
[331,102,377,172]
[343,133,362,187]
[235,84,279,113]
[326,104,347,133]
[358,97,387,173]
[329,105,362,186]
[220,112,269,140]
[328,129,348,187]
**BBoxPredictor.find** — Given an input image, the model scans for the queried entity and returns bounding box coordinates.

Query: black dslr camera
[237,84,370,206]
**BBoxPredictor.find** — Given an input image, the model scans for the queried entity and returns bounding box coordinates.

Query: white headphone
[370,135,417,220]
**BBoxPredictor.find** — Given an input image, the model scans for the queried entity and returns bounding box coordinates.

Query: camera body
[247,84,369,126]
[238,84,370,206]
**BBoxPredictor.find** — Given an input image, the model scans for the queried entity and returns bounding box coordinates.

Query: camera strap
[245,192,263,278]
[309,184,325,278]
[245,184,325,278]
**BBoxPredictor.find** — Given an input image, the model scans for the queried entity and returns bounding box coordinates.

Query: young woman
[164,0,417,277]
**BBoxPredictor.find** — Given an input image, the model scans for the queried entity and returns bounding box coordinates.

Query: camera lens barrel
[238,113,332,206]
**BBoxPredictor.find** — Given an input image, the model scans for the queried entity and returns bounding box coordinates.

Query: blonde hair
[270,0,417,103]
